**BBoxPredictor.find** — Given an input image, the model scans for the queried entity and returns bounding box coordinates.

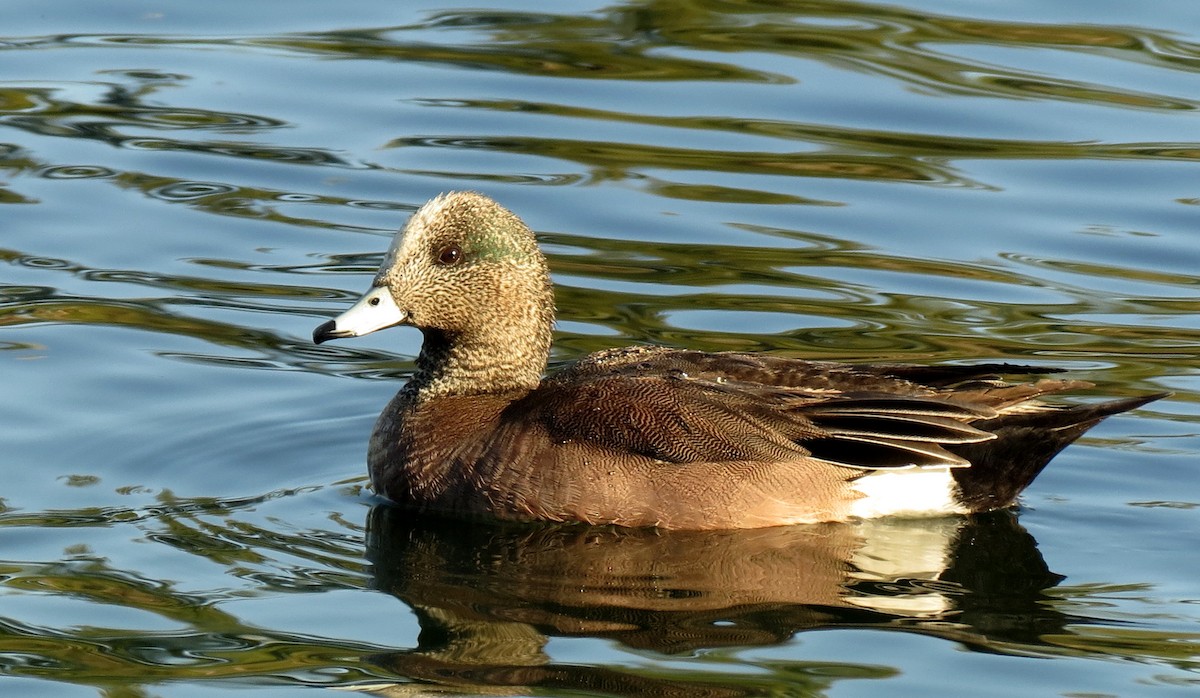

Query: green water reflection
[2,501,1196,694]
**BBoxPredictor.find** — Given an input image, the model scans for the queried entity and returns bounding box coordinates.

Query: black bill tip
[313,319,339,345]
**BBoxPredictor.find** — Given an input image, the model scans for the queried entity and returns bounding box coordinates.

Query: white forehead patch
[375,193,457,280]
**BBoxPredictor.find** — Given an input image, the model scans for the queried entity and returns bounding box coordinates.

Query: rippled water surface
[3,1,1199,695]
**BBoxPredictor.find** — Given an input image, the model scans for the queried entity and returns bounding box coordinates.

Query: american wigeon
[314,192,1165,529]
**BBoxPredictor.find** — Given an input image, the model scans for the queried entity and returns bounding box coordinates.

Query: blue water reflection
[1,0,1197,694]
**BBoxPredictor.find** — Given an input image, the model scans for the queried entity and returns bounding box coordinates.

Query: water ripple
[36,164,116,179]
[1,3,1198,695]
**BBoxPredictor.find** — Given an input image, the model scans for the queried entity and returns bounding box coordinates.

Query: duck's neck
[409,323,551,399]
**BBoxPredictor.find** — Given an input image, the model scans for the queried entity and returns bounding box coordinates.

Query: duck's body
[315,192,1164,530]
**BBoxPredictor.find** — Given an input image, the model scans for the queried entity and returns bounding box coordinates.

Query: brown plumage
[313,191,1166,529]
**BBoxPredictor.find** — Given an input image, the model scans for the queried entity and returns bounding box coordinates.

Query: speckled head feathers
[376,192,551,333]
[315,191,556,395]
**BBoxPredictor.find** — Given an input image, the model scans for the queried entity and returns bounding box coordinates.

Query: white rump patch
[848,467,968,519]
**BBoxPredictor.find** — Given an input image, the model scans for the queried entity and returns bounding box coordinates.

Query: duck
[313,191,1165,530]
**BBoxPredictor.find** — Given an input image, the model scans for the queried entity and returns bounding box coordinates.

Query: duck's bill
[313,286,407,344]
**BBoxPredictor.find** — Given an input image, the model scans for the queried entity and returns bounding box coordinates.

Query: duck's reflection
[359,507,1068,695]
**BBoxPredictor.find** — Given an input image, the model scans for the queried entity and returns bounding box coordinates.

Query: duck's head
[314,192,555,393]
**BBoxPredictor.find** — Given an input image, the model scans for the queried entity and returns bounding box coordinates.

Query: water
[2,1,1198,695]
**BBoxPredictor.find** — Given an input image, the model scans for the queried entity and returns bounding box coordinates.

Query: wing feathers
[530,351,1132,475]
[806,412,996,444]
[799,395,997,419]
[799,396,995,469]
[534,370,1005,471]
[806,435,971,469]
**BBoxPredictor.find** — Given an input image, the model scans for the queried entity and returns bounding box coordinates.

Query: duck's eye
[436,244,463,266]
[368,297,380,306]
